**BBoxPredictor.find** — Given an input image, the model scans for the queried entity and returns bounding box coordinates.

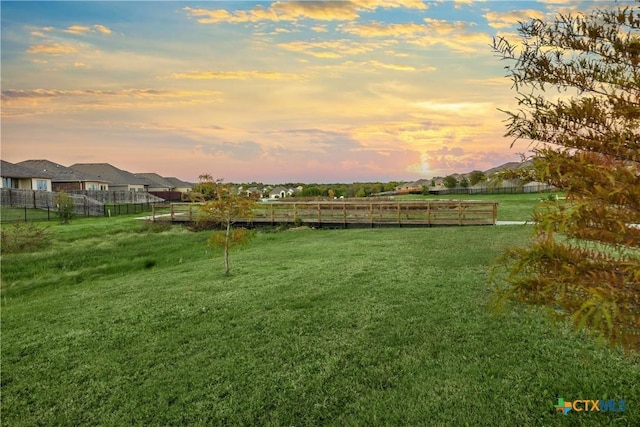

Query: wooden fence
[67,190,164,204]
[151,200,498,227]
[1,188,166,219]
[1,188,104,216]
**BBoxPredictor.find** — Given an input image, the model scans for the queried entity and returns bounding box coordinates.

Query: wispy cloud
[167,70,305,80]
[27,43,78,55]
[62,24,113,35]
[64,25,92,35]
[484,10,545,29]
[342,17,488,53]
[184,0,427,24]
[1,88,223,118]
[341,21,428,37]
[409,31,491,53]
[277,39,393,58]
[93,25,112,35]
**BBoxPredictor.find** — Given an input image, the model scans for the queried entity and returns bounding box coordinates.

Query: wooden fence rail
[151,201,498,227]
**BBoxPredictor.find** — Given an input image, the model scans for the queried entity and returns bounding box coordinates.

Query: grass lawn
[397,192,562,221]
[1,206,56,223]
[1,215,638,425]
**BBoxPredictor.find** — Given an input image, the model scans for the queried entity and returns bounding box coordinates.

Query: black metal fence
[0,188,164,223]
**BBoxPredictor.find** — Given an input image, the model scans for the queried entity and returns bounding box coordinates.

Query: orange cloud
[423,17,473,34]
[184,0,427,24]
[277,39,392,58]
[64,25,91,34]
[341,18,488,53]
[484,10,544,29]
[93,24,112,35]
[410,31,491,53]
[63,24,112,35]
[168,70,305,80]
[341,22,428,38]
[27,43,78,55]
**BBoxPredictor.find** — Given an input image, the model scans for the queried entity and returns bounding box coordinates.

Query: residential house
[164,177,193,193]
[0,160,52,191]
[17,159,109,191]
[395,179,432,194]
[135,173,194,202]
[134,173,175,192]
[269,186,288,199]
[69,163,147,191]
[245,186,264,198]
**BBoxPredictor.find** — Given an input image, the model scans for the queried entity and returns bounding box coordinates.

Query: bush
[55,191,75,224]
[1,223,51,254]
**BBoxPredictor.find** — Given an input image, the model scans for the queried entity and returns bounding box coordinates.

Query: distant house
[162,177,193,193]
[0,160,52,191]
[395,179,432,194]
[134,173,175,192]
[134,173,194,202]
[18,159,109,191]
[69,163,147,191]
[245,186,264,198]
[269,186,288,199]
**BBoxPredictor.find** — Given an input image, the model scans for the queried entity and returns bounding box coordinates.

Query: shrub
[1,223,51,254]
[55,191,75,224]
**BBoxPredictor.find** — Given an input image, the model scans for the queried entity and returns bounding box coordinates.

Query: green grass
[1,206,56,223]
[397,192,563,221]
[2,215,638,426]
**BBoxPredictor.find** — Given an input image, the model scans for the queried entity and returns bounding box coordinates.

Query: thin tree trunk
[224,220,231,275]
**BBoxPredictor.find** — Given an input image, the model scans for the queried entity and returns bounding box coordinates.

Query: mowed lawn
[1,215,639,426]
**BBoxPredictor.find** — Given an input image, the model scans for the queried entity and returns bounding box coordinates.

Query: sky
[0,0,612,184]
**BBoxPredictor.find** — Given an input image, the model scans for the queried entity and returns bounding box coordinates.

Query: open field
[1,209,638,425]
[395,192,563,221]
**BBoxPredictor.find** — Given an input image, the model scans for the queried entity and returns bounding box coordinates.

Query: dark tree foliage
[492,2,640,351]
[468,170,487,186]
[442,175,458,188]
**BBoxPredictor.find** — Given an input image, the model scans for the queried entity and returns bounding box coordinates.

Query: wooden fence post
[343,203,346,228]
[493,203,498,225]
[370,203,373,227]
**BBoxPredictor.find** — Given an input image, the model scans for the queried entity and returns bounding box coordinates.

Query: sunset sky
[0,1,609,183]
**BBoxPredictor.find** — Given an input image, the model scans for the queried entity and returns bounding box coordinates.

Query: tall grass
[1,216,638,426]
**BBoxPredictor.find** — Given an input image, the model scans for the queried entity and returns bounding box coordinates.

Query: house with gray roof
[69,163,147,191]
[164,177,193,193]
[1,160,52,191]
[18,159,109,192]
[134,173,179,192]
